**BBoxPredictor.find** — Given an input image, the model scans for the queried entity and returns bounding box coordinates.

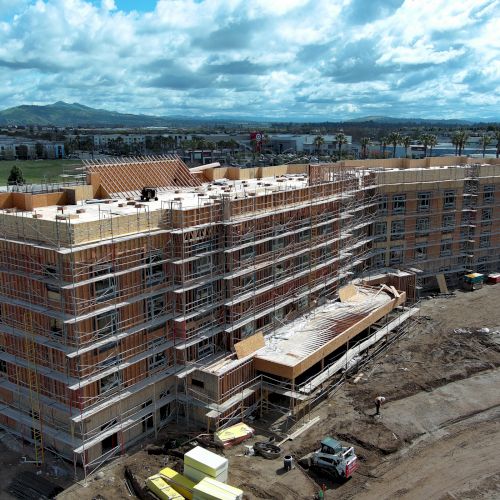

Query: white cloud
[0,0,498,120]
[101,0,116,11]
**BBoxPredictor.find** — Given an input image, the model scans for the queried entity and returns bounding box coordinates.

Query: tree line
[312,130,500,159]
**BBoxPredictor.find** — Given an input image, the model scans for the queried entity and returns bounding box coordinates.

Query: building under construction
[0,155,498,477]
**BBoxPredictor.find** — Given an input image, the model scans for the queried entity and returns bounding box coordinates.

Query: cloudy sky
[0,0,499,121]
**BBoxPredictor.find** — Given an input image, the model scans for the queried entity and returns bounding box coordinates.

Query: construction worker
[283,455,293,472]
[375,396,386,416]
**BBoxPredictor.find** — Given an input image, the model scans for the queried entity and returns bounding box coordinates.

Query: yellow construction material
[214,423,254,447]
[146,474,185,500]
[193,477,243,500]
[159,467,195,500]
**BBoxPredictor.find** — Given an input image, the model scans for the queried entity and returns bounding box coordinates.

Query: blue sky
[0,0,499,121]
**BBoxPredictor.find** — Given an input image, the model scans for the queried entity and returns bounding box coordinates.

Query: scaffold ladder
[23,313,45,466]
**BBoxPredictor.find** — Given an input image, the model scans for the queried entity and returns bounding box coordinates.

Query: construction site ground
[1,284,499,500]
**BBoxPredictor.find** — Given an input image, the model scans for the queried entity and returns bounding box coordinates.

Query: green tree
[419,134,430,157]
[336,132,348,158]
[451,131,461,156]
[360,137,371,159]
[381,136,389,157]
[479,134,491,158]
[35,142,44,159]
[165,136,176,153]
[16,144,29,160]
[8,165,26,185]
[228,139,239,156]
[387,132,402,158]
[428,134,438,157]
[401,135,412,158]
[457,130,469,156]
[80,136,93,152]
[494,129,500,158]
[262,134,270,153]
[313,135,324,155]
[205,141,216,161]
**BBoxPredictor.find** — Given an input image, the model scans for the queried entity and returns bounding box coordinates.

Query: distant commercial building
[246,133,352,155]
[0,136,64,160]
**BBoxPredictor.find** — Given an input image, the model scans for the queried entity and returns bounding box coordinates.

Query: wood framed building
[0,155,497,478]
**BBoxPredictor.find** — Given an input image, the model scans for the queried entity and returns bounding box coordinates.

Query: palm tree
[428,134,438,157]
[387,132,402,158]
[457,130,469,156]
[165,136,176,153]
[419,133,431,157]
[196,138,208,163]
[479,134,491,158]
[205,141,216,161]
[229,139,239,157]
[381,136,389,157]
[495,129,500,159]
[451,131,461,156]
[313,135,324,155]
[262,133,270,153]
[336,133,348,158]
[360,137,371,159]
[402,136,412,158]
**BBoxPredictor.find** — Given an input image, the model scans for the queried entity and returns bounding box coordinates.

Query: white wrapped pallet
[184,463,228,484]
[183,446,228,483]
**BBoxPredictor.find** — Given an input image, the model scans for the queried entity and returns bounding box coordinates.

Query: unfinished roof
[254,284,406,379]
[85,155,201,197]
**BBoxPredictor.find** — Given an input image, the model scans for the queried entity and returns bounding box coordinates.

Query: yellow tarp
[146,474,184,500]
[193,477,243,500]
[214,423,254,445]
[159,467,195,500]
[466,273,483,279]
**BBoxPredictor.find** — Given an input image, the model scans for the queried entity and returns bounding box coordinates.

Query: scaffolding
[371,161,500,290]
[0,155,498,484]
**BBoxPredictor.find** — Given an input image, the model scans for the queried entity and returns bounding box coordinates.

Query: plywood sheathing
[234,332,265,359]
[338,284,357,302]
[0,192,68,212]
[207,164,308,182]
[63,185,94,205]
[436,274,449,294]
[85,156,201,198]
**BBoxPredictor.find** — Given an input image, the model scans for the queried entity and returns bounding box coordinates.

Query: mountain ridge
[0,102,495,127]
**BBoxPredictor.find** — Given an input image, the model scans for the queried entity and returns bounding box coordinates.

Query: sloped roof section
[85,155,201,198]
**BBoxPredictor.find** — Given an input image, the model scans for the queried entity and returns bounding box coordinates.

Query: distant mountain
[345,115,474,125]
[0,102,494,127]
[0,101,183,127]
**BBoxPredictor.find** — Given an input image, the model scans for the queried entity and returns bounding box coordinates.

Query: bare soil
[4,284,500,500]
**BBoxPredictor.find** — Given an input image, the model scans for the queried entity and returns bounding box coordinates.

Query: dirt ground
[3,284,500,500]
[0,431,73,500]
